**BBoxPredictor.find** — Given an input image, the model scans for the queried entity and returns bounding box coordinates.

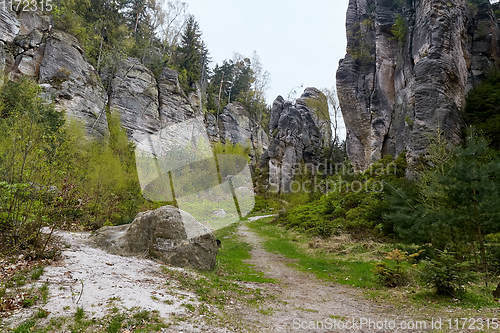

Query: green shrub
[386,131,500,273]
[375,249,411,287]
[464,70,500,149]
[391,15,407,46]
[0,79,147,256]
[420,251,476,297]
[279,154,407,237]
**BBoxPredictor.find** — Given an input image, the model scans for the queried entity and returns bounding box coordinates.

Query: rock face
[107,60,202,142]
[39,30,109,136]
[217,102,269,161]
[0,8,203,140]
[158,68,198,126]
[264,89,331,193]
[92,206,218,270]
[337,0,500,171]
[108,58,160,138]
[0,8,109,137]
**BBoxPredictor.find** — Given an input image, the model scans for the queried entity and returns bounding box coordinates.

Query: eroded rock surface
[108,57,160,138]
[0,7,108,137]
[337,0,500,171]
[92,206,218,270]
[217,102,269,161]
[39,30,108,136]
[263,88,331,193]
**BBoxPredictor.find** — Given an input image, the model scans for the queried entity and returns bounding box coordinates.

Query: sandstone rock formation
[0,7,206,141]
[158,68,198,125]
[216,102,269,161]
[108,57,160,138]
[337,0,500,171]
[92,206,218,270]
[0,8,109,137]
[263,88,331,193]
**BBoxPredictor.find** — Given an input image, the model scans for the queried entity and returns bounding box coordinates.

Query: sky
[184,0,349,138]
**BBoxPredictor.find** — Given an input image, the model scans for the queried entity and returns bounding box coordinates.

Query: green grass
[30,267,44,281]
[248,218,499,310]
[12,308,168,332]
[248,217,378,288]
[162,223,275,310]
[214,223,276,284]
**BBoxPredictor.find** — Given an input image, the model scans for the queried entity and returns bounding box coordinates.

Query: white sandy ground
[2,230,220,332]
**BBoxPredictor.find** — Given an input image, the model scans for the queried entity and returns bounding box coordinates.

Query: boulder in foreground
[91,206,218,270]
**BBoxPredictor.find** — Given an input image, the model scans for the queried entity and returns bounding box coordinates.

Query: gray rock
[212,209,227,218]
[204,113,220,142]
[109,57,160,138]
[218,103,269,160]
[91,206,218,270]
[158,67,198,126]
[18,11,51,35]
[337,0,500,171]
[0,7,19,43]
[264,88,330,193]
[39,30,108,137]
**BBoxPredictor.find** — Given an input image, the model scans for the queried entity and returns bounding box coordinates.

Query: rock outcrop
[108,58,160,138]
[107,59,202,142]
[337,0,500,171]
[0,8,109,137]
[216,102,269,161]
[92,206,218,270]
[158,68,198,126]
[263,88,331,193]
[0,8,205,140]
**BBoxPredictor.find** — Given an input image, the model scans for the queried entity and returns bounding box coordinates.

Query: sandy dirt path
[237,222,414,333]
[3,219,420,333]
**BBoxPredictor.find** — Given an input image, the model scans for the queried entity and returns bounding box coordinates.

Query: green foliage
[0,79,68,254]
[391,14,407,46]
[464,70,500,149]
[0,79,146,256]
[281,155,407,237]
[173,16,209,92]
[420,250,476,297]
[386,131,500,275]
[207,57,254,110]
[52,0,177,77]
[375,249,411,287]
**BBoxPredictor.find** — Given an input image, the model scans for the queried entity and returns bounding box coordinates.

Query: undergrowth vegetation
[0,79,150,258]
[253,124,499,304]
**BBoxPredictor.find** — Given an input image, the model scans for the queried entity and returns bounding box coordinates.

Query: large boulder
[337,0,500,171]
[91,206,218,271]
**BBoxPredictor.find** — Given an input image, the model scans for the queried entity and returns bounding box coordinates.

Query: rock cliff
[0,9,110,136]
[0,8,200,141]
[213,102,269,162]
[337,0,500,171]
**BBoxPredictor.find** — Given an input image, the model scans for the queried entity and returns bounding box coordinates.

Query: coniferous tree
[175,15,205,91]
[386,131,500,272]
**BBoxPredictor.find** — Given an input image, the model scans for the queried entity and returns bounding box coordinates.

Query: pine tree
[175,15,205,91]
[386,131,500,272]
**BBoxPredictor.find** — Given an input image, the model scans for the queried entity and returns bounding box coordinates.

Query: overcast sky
[184,0,348,138]
[185,0,348,102]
